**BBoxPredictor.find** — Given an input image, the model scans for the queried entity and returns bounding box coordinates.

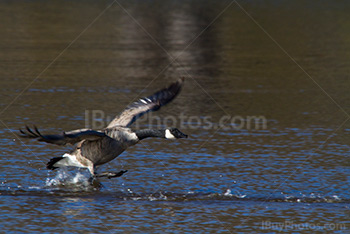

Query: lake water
[0,0,349,233]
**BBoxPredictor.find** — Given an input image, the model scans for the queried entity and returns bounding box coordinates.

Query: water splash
[224,189,247,198]
[45,168,91,190]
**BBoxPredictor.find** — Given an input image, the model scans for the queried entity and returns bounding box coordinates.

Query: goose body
[20,78,187,178]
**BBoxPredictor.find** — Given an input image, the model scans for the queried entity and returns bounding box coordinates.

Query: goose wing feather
[19,126,106,146]
[107,78,184,128]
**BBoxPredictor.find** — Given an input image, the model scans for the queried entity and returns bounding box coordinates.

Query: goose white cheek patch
[165,129,176,139]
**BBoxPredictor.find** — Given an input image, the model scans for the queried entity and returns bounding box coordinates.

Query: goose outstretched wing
[107,78,184,128]
[19,126,106,146]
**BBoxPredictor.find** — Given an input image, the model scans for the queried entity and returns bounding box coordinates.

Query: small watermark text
[261,220,347,231]
[84,110,268,130]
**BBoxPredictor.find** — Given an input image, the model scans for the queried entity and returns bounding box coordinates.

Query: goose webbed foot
[94,170,128,179]
[88,176,103,188]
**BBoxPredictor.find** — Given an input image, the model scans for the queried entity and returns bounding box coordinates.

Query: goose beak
[174,129,188,138]
[179,131,188,138]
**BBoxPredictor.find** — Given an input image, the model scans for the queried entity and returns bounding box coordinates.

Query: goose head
[165,128,188,139]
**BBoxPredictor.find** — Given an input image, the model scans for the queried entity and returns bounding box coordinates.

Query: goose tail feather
[46,157,64,170]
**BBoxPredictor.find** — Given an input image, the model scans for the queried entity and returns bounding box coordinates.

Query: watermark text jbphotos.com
[261,220,347,231]
[84,110,268,130]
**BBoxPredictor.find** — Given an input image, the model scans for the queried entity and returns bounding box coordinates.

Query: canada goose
[19,78,187,179]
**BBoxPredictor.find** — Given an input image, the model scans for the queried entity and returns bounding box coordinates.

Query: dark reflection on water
[0,0,350,233]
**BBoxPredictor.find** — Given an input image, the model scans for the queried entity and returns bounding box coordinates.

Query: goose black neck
[135,129,165,140]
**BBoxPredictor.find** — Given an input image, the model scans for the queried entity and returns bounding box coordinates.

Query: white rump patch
[55,153,85,168]
[165,129,176,139]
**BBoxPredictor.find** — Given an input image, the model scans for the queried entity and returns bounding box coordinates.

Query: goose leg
[95,170,128,179]
[88,176,103,188]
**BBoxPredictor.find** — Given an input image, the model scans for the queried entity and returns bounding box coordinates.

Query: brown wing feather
[108,78,184,128]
